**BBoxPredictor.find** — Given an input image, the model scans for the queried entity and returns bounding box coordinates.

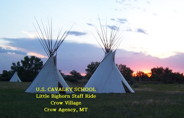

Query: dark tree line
[83,62,184,84]
[134,67,184,84]
[0,56,184,84]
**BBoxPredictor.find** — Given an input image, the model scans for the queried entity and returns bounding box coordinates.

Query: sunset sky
[0,0,184,74]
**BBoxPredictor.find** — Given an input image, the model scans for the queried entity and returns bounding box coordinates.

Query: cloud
[27,52,47,58]
[86,23,94,26]
[136,28,147,34]
[117,18,127,24]
[0,46,26,55]
[126,28,133,32]
[0,45,47,58]
[107,25,119,30]
[115,0,126,4]
[21,31,37,39]
[124,27,147,34]
[110,18,116,21]
[110,18,128,24]
[68,31,87,36]
[60,43,184,74]
[116,50,184,73]
[1,38,184,74]
[3,38,47,55]
[0,38,47,58]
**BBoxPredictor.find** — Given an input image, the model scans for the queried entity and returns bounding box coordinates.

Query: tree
[65,70,83,82]
[85,62,100,79]
[117,64,134,84]
[70,70,82,80]
[172,72,184,83]
[11,56,43,82]
[150,67,174,83]
[135,71,149,82]
[150,67,164,81]
[0,70,13,81]
[163,67,173,83]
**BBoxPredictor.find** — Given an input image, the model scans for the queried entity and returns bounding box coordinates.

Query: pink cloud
[116,50,184,74]
[27,52,47,58]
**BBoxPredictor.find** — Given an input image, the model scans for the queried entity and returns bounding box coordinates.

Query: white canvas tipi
[85,21,135,93]
[25,19,72,94]
[9,72,22,82]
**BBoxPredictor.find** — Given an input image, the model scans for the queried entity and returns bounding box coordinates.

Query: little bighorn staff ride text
[36,93,96,99]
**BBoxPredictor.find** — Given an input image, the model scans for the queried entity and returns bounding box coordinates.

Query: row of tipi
[10,20,135,93]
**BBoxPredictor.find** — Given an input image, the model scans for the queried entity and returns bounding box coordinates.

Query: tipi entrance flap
[115,66,135,93]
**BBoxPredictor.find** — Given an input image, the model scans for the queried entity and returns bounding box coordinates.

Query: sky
[0,0,184,74]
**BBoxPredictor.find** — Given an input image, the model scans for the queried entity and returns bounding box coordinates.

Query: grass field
[0,82,184,118]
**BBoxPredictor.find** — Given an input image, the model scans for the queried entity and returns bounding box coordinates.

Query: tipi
[85,21,135,93]
[9,72,22,82]
[25,19,72,94]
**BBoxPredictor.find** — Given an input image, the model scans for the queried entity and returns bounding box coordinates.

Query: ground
[0,82,184,118]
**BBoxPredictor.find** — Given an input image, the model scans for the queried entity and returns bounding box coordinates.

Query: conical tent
[25,19,72,93]
[9,72,22,82]
[85,21,135,93]
[26,56,71,93]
